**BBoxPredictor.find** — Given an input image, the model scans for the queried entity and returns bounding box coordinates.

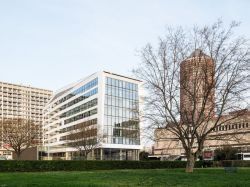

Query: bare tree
[134,20,250,172]
[67,123,101,160]
[1,118,38,160]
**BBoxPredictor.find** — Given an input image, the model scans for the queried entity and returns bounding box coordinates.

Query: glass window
[107,107,112,115]
[119,80,123,88]
[115,107,119,117]
[118,89,122,98]
[104,77,140,145]
[107,96,112,106]
[107,117,111,125]
[107,77,111,85]
[111,97,115,106]
[111,78,115,86]
[107,86,112,95]
[111,87,115,96]
[122,81,126,89]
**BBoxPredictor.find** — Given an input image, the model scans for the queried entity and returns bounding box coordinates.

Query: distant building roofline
[0,81,52,93]
[186,49,211,59]
[103,71,142,82]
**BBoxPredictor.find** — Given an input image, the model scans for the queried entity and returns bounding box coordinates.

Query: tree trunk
[84,151,88,160]
[16,152,21,160]
[185,154,195,173]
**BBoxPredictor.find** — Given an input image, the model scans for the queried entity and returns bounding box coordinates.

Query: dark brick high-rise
[180,49,215,123]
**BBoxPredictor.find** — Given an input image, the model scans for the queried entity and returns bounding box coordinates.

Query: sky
[0,0,250,92]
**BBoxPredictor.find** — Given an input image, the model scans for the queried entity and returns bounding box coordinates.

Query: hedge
[215,160,250,167]
[2,160,250,172]
[0,160,204,172]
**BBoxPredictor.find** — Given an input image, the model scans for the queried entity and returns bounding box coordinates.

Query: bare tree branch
[134,20,250,173]
[0,118,38,160]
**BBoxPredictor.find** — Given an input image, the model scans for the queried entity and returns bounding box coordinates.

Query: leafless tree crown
[1,118,38,159]
[134,20,250,172]
[66,121,100,159]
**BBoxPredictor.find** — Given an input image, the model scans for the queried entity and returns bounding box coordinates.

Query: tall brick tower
[180,49,215,123]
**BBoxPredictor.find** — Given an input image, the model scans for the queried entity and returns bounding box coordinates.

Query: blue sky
[0,0,249,91]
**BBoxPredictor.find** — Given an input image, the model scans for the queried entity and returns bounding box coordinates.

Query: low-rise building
[152,109,250,160]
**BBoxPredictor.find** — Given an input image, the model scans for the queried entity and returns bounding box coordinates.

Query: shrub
[0,160,201,172]
[3,160,250,172]
[220,160,250,167]
[214,146,238,161]
[139,151,150,161]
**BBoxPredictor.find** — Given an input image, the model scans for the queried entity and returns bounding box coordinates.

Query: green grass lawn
[0,168,249,187]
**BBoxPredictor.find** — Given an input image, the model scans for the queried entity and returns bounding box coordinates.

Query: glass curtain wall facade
[104,77,140,145]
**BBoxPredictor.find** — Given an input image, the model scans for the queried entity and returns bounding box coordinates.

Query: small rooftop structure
[188,49,210,58]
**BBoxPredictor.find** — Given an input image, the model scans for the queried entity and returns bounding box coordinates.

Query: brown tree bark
[16,152,21,160]
[185,154,195,173]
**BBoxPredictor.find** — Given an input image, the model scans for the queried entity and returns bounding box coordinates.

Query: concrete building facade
[153,110,250,160]
[0,81,52,158]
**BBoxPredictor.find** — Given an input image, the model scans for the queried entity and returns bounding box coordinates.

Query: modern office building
[0,81,52,158]
[43,71,141,160]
